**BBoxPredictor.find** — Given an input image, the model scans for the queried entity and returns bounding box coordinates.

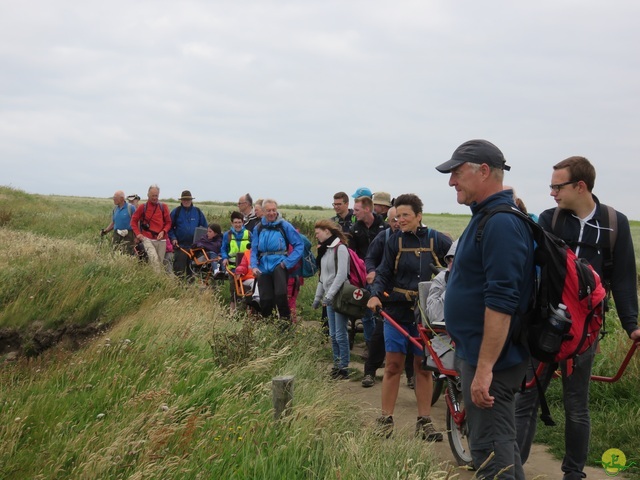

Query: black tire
[431,372,445,406]
[445,380,473,467]
[188,262,210,286]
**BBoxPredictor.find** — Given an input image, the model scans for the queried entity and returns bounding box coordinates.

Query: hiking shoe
[331,368,349,380]
[415,416,443,442]
[374,415,394,438]
[407,375,415,389]
[361,374,375,388]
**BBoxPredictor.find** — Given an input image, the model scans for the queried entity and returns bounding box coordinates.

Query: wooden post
[272,375,294,420]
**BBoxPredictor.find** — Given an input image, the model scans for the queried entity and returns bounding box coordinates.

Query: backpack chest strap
[394,237,442,273]
[392,287,419,302]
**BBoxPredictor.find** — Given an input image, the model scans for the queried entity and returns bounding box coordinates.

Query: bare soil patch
[0,322,107,359]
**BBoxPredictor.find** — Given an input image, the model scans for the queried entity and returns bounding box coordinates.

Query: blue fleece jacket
[168,205,208,246]
[445,190,534,370]
[250,215,303,274]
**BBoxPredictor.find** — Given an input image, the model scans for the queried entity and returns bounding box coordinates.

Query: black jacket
[539,195,638,336]
[331,209,356,234]
[349,214,387,260]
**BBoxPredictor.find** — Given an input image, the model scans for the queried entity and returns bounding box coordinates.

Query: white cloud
[1,1,640,219]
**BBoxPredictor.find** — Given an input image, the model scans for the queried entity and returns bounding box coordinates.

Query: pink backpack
[334,244,367,288]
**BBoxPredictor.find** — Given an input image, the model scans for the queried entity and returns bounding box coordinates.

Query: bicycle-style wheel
[431,372,445,406]
[445,379,473,467]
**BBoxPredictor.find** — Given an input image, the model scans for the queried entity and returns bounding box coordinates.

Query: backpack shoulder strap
[598,204,617,287]
[551,207,561,233]
[171,205,182,230]
[476,205,539,243]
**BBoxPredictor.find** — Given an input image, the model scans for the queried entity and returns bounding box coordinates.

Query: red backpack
[477,205,607,363]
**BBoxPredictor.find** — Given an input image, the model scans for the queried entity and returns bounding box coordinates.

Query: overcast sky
[2,1,640,219]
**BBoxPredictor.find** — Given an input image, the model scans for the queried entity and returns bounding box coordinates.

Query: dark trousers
[364,316,414,378]
[258,267,290,320]
[515,342,596,480]
[458,357,527,480]
[173,249,190,277]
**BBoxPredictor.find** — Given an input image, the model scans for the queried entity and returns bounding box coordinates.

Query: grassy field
[1,186,639,478]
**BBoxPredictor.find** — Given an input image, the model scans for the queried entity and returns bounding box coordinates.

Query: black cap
[436,139,511,173]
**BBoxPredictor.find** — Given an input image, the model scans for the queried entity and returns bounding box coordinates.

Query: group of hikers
[101,138,639,479]
[101,188,308,322]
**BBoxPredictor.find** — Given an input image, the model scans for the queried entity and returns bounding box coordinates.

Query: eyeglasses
[549,181,578,193]
[332,203,344,207]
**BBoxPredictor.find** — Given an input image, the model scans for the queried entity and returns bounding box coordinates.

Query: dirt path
[338,343,607,479]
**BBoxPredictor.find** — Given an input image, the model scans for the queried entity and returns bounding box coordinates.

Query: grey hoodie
[314,238,349,304]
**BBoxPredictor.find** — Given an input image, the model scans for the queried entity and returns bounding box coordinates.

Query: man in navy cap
[436,140,533,480]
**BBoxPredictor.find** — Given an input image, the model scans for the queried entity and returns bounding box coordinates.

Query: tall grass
[0,239,444,478]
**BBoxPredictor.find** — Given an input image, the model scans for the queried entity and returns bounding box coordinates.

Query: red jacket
[233,249,255,282]
[131,201,171,239]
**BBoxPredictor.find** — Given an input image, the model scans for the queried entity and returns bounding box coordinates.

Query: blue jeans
[361,308,375,343]
[515,342,596,480]
[458,357,527,480]
[327,306,350,369]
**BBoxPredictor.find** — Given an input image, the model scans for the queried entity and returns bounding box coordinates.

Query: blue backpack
[257,223,317,278]
[300,233,318,278]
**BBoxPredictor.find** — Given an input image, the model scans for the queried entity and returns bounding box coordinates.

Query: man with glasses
[330,191,356,233]
[237,193,260,232]
[515,156,640,480]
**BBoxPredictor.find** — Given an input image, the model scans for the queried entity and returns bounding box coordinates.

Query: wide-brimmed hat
[180,190,195,200]
[373,191,392,207]
[436,139,511,173]
[352,187,372,198]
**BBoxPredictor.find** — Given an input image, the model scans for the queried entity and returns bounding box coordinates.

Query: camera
[141,222,151,231]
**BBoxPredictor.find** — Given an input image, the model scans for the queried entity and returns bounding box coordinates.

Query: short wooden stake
[272,375,294,420]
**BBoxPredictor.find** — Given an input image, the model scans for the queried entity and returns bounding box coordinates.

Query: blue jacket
[445,190,534,370]
[250,215,303,274]
[371,226,451,323]
[168,205,207,246]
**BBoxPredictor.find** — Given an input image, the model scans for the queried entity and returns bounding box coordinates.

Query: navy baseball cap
[436,139,511,173]
[352,187,372,198]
